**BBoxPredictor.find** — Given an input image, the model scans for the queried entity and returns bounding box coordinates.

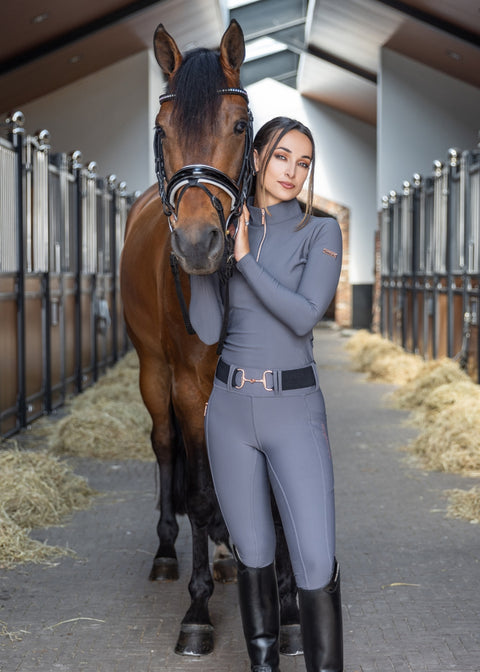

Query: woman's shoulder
[303,213,341,238]
[299,214,342,261]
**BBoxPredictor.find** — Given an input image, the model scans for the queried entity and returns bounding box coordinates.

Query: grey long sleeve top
[189,198,343,370]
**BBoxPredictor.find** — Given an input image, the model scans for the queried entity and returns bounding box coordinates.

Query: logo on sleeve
[323,248,338,259]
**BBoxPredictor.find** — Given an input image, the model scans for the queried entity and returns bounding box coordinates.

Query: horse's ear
[219,19,245,77]
[153,23,183,77]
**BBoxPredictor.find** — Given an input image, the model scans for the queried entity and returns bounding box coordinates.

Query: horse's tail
[171,406,187,516]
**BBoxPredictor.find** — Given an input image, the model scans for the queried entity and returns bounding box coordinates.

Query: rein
[154,87,254,352]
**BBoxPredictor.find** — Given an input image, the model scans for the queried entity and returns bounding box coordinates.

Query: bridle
[154,87,254,233]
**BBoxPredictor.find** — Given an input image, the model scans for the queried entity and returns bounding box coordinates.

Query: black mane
[168,48,228,143]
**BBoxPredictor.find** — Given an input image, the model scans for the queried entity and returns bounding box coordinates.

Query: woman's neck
[253,192,282,209]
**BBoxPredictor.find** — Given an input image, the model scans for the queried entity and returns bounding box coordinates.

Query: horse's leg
[174,431,218,656]
[149,410,183,580]
[139,357,180,581]
[212,542,236,583]
[273,497,303,656]
[207,498,237,583]
[170,374,223,657]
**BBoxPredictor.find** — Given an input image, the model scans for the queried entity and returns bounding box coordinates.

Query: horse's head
[153,20,253,275]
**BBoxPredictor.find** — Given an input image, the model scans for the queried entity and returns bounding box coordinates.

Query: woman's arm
[236,218,342,336]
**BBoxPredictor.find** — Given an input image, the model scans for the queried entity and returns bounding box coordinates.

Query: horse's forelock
[169,48,228,144]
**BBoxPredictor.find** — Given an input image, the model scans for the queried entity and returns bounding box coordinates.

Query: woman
[190,117,343,672]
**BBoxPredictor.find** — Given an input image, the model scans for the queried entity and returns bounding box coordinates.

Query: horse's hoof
[149,557,179,581]
[174,623,214,656]
[213,556,237,583]
[280,623,303,656]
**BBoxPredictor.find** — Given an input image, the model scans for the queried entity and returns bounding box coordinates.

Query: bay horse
[120,19,300,657]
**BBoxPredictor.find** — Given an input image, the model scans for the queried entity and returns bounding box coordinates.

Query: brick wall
[300,190,352,327]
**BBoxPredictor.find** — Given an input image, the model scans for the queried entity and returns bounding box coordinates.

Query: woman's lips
[279,181,295,189]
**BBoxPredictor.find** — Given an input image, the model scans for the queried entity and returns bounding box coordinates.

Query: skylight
[245,36,288,62]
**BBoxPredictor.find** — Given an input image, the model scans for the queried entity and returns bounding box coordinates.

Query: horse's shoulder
[124,185,162,238]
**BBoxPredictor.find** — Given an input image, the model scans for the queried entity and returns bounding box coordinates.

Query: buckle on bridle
[234,368,274,391]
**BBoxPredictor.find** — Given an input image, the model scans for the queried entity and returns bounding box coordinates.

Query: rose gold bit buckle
[234,368,274,391]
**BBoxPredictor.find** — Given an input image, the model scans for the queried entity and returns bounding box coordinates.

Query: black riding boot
[298,560,343,672]
[235,550,281,672]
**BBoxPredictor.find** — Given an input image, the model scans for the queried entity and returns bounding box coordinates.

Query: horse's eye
[156,125,166,139]
[234,120,247,135]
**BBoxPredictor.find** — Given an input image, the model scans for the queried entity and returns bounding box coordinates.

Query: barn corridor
[1,327,479,672]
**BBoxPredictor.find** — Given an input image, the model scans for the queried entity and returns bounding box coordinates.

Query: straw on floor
[44,350,153,461]
[344,330,480,521]
[0,447,96,568]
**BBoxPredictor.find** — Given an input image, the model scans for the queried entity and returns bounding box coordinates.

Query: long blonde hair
[253,117,315,229]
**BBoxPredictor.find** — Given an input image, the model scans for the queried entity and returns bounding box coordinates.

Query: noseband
[154,88,254,233]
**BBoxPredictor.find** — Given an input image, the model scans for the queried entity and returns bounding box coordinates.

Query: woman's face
[254,129,313,207]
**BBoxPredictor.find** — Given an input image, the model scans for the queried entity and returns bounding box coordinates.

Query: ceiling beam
[306,44,377,83]
[0,0,163,77]
[376,0,480,47]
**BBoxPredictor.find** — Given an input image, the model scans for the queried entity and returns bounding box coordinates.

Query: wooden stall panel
[404,279,414,353]
[423,289,435,361]
[95,273,111,375]
[24,274,44,422]
[452,287,465,359]
[0,275,19,435]
[104,274,114,366]
[49,274,65,409]
[81,275,94,389]
[467,324,479,382]
[416,288,425,358]
[116,275,128,356]
[63,274,77,397]
[436,289,448,360]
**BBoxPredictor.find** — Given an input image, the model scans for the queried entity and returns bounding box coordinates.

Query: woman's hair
[253,117,315,229]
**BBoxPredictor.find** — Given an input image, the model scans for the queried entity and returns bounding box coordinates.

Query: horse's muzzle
[171,225,224,274]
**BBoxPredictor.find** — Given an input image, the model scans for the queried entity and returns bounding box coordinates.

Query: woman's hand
[234,203,251,262]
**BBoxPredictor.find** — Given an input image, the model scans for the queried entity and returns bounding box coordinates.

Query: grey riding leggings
[205,361,336,590]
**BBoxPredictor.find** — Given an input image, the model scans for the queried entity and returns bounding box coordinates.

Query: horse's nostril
[171,226,223,268]
[208,228,222,256]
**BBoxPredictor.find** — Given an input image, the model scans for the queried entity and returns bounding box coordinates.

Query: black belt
[215,358,316,391]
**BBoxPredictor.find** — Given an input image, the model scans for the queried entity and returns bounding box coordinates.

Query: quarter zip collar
[246,197,303,228]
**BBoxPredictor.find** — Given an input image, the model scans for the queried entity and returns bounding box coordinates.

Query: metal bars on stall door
[0,112,134,439]
[380,145,480,383]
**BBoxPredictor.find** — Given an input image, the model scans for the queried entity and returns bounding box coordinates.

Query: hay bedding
[391,358,472,411]
[345,330,480,522]
[0,447,95,568]
[45,349,154,461]
[445,487,480,524]
[344,329,424,385]
[0,350,152,567]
